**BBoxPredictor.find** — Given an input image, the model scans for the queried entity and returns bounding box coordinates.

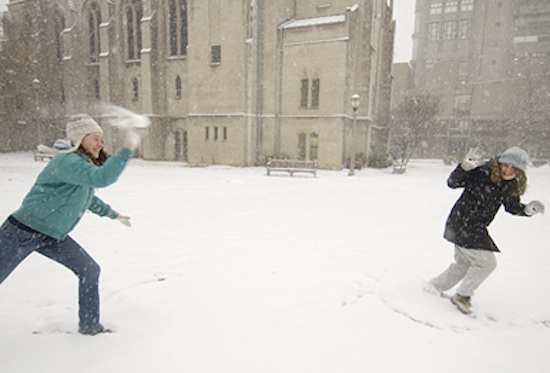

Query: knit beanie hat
[499,146,529,171]
[66,114,103,149]
[35,114,103,155]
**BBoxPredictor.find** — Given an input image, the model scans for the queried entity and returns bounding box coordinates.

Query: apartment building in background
[392,0,550,160]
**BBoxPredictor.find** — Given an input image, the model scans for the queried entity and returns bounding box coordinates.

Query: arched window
[126,0,143,60]
[21,13,34,46]
[175,75,182,98]
[88,2,101,63]
[53,6,65,61]
[168,0,188,56]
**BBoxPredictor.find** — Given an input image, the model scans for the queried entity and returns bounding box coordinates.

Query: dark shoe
[79,324,113,336]
[450,293,472,315]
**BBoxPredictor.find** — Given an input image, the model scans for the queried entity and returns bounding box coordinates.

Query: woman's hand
[460,148,487,171]
[116,215,132,227]
[525,200,545,216]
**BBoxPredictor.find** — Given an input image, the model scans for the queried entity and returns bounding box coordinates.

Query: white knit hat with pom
[36,114,103,155]
[66,114,103,149]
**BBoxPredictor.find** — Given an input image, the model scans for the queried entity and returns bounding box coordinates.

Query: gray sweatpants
[429,245,497,297]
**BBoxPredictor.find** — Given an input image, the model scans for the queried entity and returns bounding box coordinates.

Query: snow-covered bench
[392,160,407,174]
[266,158,317,177]
[33,149,54,162]
[33,139,71,161]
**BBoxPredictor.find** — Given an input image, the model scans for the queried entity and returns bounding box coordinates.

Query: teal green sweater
[12,147,132,240]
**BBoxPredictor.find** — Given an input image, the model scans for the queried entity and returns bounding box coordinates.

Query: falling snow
[1,153,549,372]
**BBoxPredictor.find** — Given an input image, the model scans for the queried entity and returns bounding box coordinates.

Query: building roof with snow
[281,14,346,30]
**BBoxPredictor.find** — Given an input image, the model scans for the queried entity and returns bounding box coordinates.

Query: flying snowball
[102,105,151,130]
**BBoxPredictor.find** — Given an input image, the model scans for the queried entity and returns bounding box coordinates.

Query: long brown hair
[76,146,110,166]
[490,160,527,196]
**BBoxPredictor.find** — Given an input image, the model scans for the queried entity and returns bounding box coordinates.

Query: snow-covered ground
[1,152,549,372]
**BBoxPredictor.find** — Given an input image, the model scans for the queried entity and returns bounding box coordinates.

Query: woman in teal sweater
[0,114,139,335]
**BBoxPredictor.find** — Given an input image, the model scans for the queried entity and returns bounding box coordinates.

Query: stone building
[391,0,550,160]
[0,0,395,169]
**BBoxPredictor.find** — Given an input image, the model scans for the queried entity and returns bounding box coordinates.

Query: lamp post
[32,78,42,145]
[348,93,360,176]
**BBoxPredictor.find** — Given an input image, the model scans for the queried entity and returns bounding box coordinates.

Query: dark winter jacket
[444,162,528,252]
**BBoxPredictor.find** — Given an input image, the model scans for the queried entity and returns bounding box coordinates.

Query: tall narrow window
[169,0,177,55]
[311,79,320,108]
[205,127,210,140]
[298,133,307,159]
[223,127,228,141]
[458,20,471,39]
[127,8,135,59]
[126,0,143,60]
[214,127,219,141]
[310,133,319,161]
[444,21,458,40]
[88,2,101,63]
[132,77,139,100]
[174,131,182,159]
[53,6,65,61]
[298,132,318,161]
[300,79,309,108]
[428,23,438,41]
[211,45,221,64]
[169,0,188,56]
[94,79,100,100]
[179,0,188,55]
[300,79,320,109]
[182,131,188,161]
[175,75,182,98]
[60,85,65,103]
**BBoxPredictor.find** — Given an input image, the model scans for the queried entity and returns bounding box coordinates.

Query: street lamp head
[32,78,41,91]
[351,93,360,111]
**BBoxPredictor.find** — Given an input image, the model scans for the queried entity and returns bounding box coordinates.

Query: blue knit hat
[499,147,529,171]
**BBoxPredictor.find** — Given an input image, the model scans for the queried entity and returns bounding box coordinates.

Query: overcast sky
[393,0,416,62]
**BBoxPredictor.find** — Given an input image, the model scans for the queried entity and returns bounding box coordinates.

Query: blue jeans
[0,217,101,332]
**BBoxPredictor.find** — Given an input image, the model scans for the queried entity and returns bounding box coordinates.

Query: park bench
[33,149,54,162]
[33,140,71,162]
[392,160,407,174]
[266,158,317,177]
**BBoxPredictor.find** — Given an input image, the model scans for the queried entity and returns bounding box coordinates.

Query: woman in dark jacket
[429,147,544,314]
